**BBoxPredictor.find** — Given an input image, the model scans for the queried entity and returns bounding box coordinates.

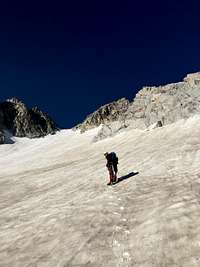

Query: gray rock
[156,121,163,128]
[93,120,128,142]
[0,97,59,139]
[125,72,200,129]
[75,98,130,132]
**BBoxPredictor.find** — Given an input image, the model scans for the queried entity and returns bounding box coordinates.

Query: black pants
[113,163,118,174]
[107,163,118,174]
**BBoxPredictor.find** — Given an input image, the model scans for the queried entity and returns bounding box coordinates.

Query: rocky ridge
[76,72,200,140]
[0,98,58,144]
[75,98,130,132]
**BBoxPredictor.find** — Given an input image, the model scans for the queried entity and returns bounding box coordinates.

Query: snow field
[0,116,200,266]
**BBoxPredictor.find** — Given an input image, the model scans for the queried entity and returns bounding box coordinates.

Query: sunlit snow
[0,117,200,266]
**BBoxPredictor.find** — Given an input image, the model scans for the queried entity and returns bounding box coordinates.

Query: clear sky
[0,0,200,128]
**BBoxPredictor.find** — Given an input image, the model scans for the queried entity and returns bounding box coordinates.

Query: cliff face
[76,72,200,139]
[0,98,59,143]
[125,72,200,128]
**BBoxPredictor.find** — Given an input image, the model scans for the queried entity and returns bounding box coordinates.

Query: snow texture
[0,117,200,266]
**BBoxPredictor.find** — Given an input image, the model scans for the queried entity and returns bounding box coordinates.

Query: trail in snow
[0,117,200,266]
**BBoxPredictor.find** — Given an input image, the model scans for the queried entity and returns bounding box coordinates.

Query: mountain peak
[0,98,59,143]
[6,97,23,104]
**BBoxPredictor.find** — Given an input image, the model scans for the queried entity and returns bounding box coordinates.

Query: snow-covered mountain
[1,73,200,266]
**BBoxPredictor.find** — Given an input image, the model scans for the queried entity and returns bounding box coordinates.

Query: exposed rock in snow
[93,120,128,142]
[0,97,59,139]
[156,120,163,127]
[147,120,163,131]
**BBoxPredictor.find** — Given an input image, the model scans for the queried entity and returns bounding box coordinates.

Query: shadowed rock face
[76,72,200,138]
[0,98,59,141]
[0,130,4,144]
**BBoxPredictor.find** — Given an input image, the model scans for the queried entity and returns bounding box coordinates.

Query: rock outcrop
[76,72,200,140]
[125,72,200,128]
[0,97,59,140]
[75,98,130,132]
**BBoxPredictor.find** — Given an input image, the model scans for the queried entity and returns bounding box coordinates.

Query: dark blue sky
[0,0,200,128]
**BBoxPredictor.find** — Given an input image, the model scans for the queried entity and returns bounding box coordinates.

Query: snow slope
[0,117,200,267]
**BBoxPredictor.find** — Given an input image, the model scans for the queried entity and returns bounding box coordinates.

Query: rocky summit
[0,98,59,143]
[76,72,200,140]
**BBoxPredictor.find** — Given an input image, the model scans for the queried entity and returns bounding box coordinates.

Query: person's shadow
[114,171,139,184]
